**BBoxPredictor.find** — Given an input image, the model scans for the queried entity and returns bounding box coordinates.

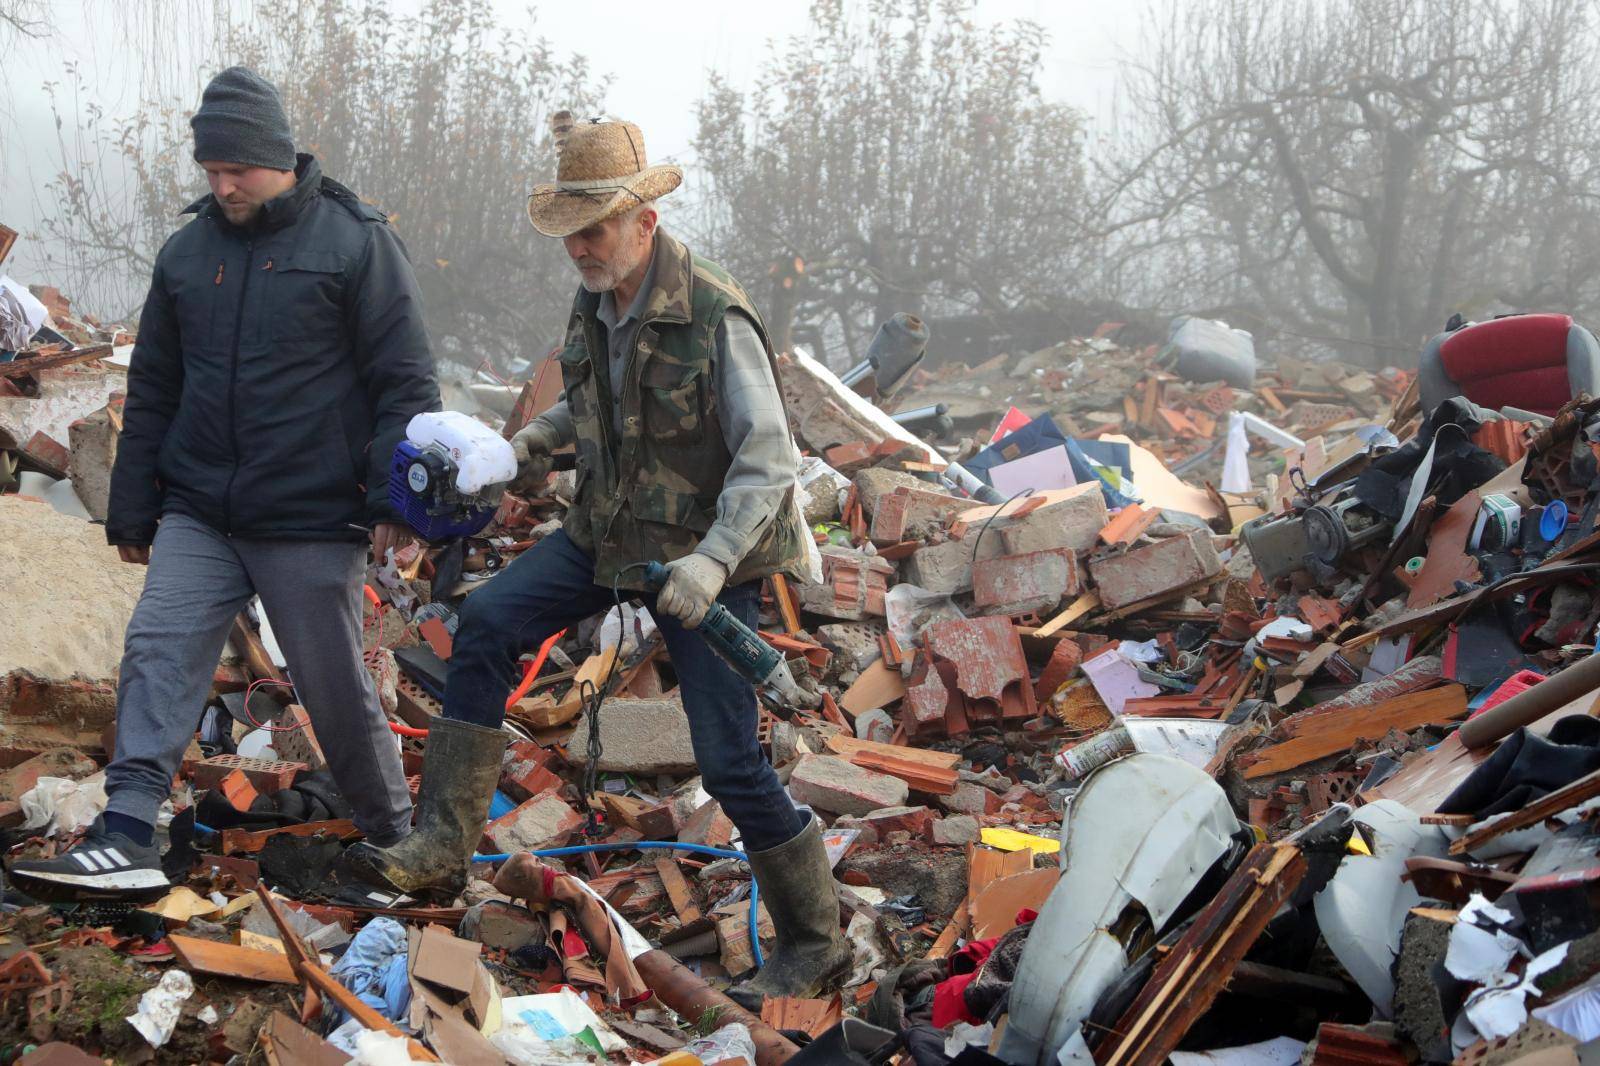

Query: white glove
[656,553,729,629]
[509,419,563,495]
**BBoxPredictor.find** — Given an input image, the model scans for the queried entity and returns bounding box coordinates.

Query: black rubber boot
[342,717,506,901]
[727,813,852,1009]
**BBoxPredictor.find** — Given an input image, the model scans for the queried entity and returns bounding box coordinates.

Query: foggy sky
[0,0,1131,297]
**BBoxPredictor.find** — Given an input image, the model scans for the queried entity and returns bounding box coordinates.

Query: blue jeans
[444,529,805,852]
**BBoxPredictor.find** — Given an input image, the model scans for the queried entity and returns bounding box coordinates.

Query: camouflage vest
[558,230,808,591]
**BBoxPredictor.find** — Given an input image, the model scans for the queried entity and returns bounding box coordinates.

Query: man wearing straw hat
[347,117,850,1004]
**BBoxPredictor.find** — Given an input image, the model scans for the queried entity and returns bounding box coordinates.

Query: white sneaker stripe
[103,847,130,867]
[88,850,113,870]
[71,852,98,871]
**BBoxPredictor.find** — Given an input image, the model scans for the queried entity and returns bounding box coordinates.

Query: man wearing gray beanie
[9,66,441,903]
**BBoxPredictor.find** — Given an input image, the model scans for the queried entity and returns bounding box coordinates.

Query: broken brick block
[869,486,971,544]
[972,549,1081,617]
[482,793,583,854]
[990,483,1109,555]
[901,536,975,596]
[1089,527,1222,610]
[1035,638,1085,703]
[835,805,934,844]
[500,739,564,803]
[797,547,896,620]
[679,799,735,849]
[218,768,260,813]
[189,753,306,795]
[0,748,98,802]
[940,780,1002,816]
[269,704,327,773]
[788,754,909,817]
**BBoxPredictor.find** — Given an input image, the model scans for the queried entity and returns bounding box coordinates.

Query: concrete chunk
[482,793,582,854]
[972,548,1081,616]
[995,482,1109,555]
[574,695,697,774]
[902,537,974,596]
[788,754,909,817]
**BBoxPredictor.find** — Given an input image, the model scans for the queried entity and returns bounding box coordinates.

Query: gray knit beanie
[190,66,296,170]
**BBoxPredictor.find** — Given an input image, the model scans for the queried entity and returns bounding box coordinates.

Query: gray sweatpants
[103,513,413,844]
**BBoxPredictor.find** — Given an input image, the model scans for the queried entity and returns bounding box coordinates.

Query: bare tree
[0,0,45,38]
[1106,0,1600,365]
[691,0,1090,361]
[36,0,604,366]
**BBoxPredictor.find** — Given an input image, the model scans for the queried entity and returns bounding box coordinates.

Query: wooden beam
[654,857,702,925]
[1239,686,1467,779]
[254,886,439,1062]
[0,344,114,379]
[1097,844,1307,1066]
[168,934,297,985]
[1449,768,1600,856]
[769,574,803,636]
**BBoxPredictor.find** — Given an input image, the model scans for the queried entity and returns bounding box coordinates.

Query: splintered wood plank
[840,659,906,716]
[654,857,702,924]
[1097,844,1307,1066]
[1239,685,1467,780]
[760,995,843,1038]
[169,934,298,984]
[261,1010,351,1066]
[770,574,804,636]
[844,751,958,795]
[1032,591,1101,638]
[966,845,1033,907]
[221,819,360,856]
[823,734,961,769]
[1449,768,1600,855]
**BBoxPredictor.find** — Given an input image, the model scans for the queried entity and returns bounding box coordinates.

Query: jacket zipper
[223,239,255,534]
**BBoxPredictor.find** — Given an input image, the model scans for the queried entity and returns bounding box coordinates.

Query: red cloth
[929,909,1040,1028]
[1440,314,1572,416]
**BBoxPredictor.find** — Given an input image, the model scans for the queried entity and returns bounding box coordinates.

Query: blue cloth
[444,528,806,852]
[328,916,412,1025]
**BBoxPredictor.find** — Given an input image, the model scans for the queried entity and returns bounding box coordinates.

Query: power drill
[643,561,818,718]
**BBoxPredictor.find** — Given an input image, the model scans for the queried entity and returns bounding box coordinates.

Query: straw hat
[527,116,682,238]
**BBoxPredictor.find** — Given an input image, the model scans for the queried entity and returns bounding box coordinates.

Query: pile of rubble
[9,254,1600,1066]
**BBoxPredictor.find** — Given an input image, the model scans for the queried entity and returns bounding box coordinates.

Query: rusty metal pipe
[1459,652,1600,750]
[634,948,800,1065]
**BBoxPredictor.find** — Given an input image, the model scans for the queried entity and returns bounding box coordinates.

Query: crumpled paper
[127,969,194,1047]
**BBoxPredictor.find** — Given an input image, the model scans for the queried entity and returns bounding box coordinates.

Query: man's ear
[639,205,659,239]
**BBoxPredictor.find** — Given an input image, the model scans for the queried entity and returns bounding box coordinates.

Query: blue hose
[192,827,766,966]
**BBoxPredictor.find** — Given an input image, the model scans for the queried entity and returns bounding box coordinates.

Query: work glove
[656,553,729,629]
[509,419,563,496]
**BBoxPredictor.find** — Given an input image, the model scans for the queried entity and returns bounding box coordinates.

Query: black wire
[970,487,1037,564]
[579,561,653,838]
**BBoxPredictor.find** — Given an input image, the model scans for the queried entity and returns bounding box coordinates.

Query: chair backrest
[1438,313,1574,416]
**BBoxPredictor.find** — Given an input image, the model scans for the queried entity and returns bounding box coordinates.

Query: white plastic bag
[20,773,108,835]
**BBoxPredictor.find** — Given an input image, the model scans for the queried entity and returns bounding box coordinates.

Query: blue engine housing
[389,439,497,541]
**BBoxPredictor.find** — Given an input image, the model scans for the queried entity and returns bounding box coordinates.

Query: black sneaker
[7,820,170,902]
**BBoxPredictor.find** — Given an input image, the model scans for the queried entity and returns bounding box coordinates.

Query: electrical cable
[969,486,1036,563]
[189,820,764,967]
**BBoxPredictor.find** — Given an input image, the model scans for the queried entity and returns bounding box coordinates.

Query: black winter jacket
[106,155,440,546]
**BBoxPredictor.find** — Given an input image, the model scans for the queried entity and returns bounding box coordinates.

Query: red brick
[1035,638,1085,703]
[678,799,735,849]
[1089,528,1222,609]
[501,739,564,803]
[835,805,934,844]
[189,753,306,795]
[869,486,971,544]
[218,769,260,812]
